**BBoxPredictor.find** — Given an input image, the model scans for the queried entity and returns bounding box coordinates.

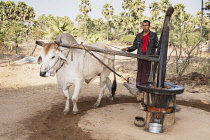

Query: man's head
[142,20,150,32]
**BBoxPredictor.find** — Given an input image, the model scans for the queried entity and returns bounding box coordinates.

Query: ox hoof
[73,110,81,115]
[109,97,114,102]
[63,110,69,115]
[92,104,99,109]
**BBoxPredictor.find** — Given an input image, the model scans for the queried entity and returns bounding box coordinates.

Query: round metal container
[148,123,163,133]
[134,117,145,127]
[154,119,161,123]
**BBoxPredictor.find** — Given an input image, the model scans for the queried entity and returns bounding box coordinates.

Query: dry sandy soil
[0,45,210,140]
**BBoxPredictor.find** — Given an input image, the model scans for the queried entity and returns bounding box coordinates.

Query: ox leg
[106,77,111,91]
[63,89,70,115]
[93,76,107,108]
[106,77,114,102]
[72,82,82,114]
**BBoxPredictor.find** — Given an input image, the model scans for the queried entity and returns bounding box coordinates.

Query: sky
[3,0,208,21]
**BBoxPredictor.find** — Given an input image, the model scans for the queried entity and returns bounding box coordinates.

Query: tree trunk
[107,21,109,42]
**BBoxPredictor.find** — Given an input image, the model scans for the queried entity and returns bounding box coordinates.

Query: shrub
[119,34,135,44]
[87,34,105,43]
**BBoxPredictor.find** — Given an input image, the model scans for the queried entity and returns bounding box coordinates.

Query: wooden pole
[57,43,160,62]
[157,7,174,88]
[31,44,37,56]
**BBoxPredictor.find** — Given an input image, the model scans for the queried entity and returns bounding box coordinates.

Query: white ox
[36,33,116,114]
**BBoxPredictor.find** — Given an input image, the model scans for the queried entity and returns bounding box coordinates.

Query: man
[122,20,158,84]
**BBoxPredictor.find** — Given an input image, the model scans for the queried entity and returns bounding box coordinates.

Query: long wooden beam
[157,7,174,88]
[57,42,159,62]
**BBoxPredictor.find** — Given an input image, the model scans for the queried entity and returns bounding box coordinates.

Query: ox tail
[111,73,117,98]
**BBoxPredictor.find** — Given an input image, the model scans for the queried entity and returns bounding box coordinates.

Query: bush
[119,34,135,44]
[87,34,105,43]
[183,31,200,46]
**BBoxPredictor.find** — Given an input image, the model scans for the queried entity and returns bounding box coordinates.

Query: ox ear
[57,51,68,64]
[37,56,42,64]
[36,41,45,47]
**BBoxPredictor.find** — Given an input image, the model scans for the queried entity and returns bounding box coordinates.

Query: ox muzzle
[40,71,47,77]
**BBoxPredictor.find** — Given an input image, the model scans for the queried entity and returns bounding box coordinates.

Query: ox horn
[54,41,60,46]
[36,41,45,47]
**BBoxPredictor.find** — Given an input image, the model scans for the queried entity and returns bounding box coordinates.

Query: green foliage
[92,18,106,31]
[34,15,76,40]
[102,3,114,42]
[102,3,114,21]
[43,17,70,40]
[87,34,105,43]
[79,0,91,37]
[6,22,26,43]
[183,32,200,46]
[121,0,146,34]
[0,1,35,53]
[202,17,210,40]
[108,32,122,41]
[79,0,91,16]
[119,34,135,43]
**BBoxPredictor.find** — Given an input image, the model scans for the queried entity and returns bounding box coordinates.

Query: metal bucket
[148,123,163,133]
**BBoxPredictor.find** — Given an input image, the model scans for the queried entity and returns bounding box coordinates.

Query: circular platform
[136,82,184,95]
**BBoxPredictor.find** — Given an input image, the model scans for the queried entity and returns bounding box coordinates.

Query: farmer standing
[121,20,158,84]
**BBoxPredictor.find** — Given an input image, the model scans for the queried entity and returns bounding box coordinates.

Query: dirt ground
[79,104,210,140]
[0,45,210,140]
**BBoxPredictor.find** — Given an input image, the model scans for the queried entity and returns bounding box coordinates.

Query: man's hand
[121,48,128,52]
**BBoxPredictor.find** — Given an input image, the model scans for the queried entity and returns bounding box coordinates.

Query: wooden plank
[123,82,143,101]
[57,43,160,62]
[123,82,139,96]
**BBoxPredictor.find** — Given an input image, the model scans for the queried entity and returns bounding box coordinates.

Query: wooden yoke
[56,43,159,62]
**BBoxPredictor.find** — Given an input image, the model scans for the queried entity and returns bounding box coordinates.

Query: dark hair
[142,20,150,26]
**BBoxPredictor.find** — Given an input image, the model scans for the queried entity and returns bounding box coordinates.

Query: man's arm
[121,35,139,52]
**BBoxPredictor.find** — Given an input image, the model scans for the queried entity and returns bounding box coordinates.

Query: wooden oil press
[135,7,184,130]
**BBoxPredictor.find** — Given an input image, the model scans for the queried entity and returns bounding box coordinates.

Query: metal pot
[148,123,163,133]
[154,118,161,123]
[134,116,145,127]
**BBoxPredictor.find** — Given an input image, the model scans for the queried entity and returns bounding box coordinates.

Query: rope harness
[80,44,130,83]
[40,58,60,74]
[56,49,70,73]
[40,48,70,74]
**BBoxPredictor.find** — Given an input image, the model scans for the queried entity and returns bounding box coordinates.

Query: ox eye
[51,56,55,59]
